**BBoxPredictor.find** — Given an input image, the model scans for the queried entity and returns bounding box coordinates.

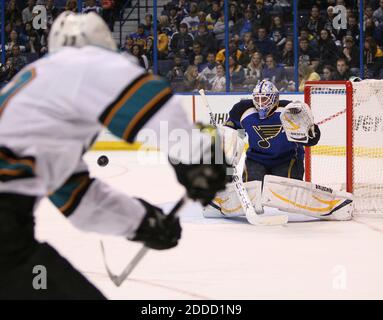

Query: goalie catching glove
[280,101,320,145]
[130,198,181,250]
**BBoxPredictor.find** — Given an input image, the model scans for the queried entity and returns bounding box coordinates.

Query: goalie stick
[101,196,187,287]
[198,89,288,226]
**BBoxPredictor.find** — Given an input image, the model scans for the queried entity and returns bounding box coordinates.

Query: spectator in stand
[298,63,320,92]
[364,37,383,79]
[333,58,352,80]
[243,51,263,89]
[206,1,222,30]
[22,0,36,24]
[239,38,257,66]
[10,45,28,72]
[299,27,317,47]
[193,54,206,72]
[252,0,270,30]
[24,23,42,55]
[198,11,207,26]
[197,0,214,14]
[323,5,337,35]
[321,65,335,81]
[169,22,194,58]
[162,4,179,33]
[345,15,360,43]
[131,44,149,70]
[272,0,291,14]
[158,15,173,37]
[143,13,153,35]
[280,38,294,66]
[6,0,22,26]
[46,0,59,26]
[373,0,383,24]
[101,0,115,31]
[157,26,169,59]
[167,56,187,91]
[365,18,376,40]
[65,0,78,13]
[175,0,190,18]
[130,24,149,49]
[317,29,339,70]
[373,22,383,47]
[122,36,134,54]
[341,35,360,75]
[0,59,18,85]
[6,30,25,53]
[232,8,255,39]
[181,2,200,36]
[229,2,241,25]
[304,5,325,38]
[216,39,242,64]
[365,6,378,27]
[254,27,277,57]
[211,64,226,92]
[270,16,287,57]
[239,32,253,51]
[229,55,245,91]
[213,12,229,49]
[199,52,218,88]
[183,65,204,91]
[82,0,102,14]
[188,42,204,65]
[145,36,154,67]
[298,38,320,71]
[194,23,217,57]
[262,54,287,90]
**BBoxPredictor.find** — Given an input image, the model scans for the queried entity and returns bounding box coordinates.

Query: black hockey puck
[97,155,109,167]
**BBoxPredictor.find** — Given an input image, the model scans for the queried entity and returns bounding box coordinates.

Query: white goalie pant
[203,180,262,218]
[262,175,353,221]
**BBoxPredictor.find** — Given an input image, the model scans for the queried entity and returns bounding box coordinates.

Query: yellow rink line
[91,142,383,159]
[90,141,158,151]
[311,146,383,158]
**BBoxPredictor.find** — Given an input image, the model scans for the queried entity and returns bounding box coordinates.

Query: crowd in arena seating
[1,0,383,92]
[0,0,119,87]
[122,0,383,92]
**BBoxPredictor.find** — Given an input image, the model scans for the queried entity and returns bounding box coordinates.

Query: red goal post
[304,80,383,215]
[304,81,354,193]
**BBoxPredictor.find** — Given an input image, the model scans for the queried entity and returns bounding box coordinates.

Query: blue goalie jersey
[225,99,318,168]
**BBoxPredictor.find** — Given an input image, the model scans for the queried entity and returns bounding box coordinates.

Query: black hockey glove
[170,125,231,206]
[131,198,181,250]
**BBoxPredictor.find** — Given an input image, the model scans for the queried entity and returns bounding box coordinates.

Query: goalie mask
[252,80,280,119]
[48,12,117,53]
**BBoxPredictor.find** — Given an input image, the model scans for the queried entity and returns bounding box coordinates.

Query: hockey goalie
[203,81,353,221]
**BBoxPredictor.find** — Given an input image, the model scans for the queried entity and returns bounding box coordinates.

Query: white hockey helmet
[48,11,117,53]
[252,80,280,119]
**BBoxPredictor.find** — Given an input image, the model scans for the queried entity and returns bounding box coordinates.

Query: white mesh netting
[306,80,383,215]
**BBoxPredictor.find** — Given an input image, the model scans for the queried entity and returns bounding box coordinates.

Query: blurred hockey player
[0,12,230,299]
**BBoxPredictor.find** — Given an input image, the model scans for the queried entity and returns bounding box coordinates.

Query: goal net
[304,80,383,215]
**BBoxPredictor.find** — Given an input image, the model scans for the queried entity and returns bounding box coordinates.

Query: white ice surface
[34,151,383,299]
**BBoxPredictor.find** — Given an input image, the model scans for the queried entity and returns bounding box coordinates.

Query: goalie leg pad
[203,180,263,218]
[261,175,353,221]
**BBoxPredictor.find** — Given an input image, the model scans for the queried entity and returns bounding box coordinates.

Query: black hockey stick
[100,196,187,287]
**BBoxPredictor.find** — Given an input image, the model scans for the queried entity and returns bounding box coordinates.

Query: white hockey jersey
[0,46,196,238]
